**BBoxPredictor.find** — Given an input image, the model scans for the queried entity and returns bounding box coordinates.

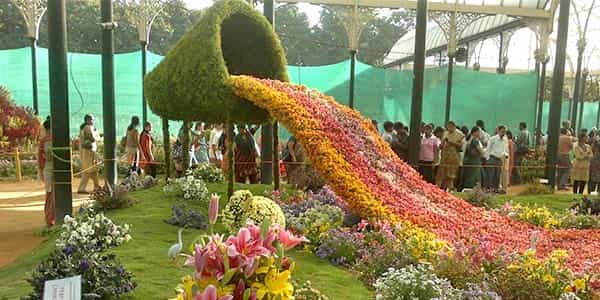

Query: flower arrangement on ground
[165,202,208,229]
[0,86,40,150]
[164,175,209,202]
[25,208,135,299]
[171,223,307,300]
[374,264,462,300]
[222,190,286,232]
[188,163,226,183]
[286,203,343,251]
[56,208,132,251]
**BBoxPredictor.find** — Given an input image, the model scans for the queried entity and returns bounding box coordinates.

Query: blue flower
[78,259,90,271]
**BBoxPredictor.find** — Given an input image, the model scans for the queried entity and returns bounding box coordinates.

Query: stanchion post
[15,147,22,182]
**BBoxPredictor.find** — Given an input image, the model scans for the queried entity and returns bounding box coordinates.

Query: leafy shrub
[315,228,363,266]
[488,250,582,300]
[571,196,600,215]
[163,175,209,202]
[24,250,136,300]
[496,202,559,229]
[558,211,600,229]
[374,265,462,300]
[520,150,546,184]
[287,203,344,250]
[187,163,225,183]
[92,185,135,210]
[222,190,285,232]
[519,183,554,196]
[464,185,497,208]
[25,209,135,299]
[164,203,208,229]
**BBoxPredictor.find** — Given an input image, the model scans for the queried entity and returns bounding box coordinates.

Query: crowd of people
[377,118,600,195]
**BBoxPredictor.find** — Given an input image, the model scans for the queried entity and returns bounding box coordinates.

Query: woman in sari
[125,116,141,169]
[234,125,258,183]
[139,121,155,178]
[37,117,54,226]
[193,122,209,164]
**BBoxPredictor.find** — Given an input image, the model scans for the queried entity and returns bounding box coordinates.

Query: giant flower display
[230,75,600,272]
[0,87,40,150]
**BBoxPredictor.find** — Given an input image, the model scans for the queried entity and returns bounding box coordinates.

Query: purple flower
[78,259,90,271]
[62,245,74,256]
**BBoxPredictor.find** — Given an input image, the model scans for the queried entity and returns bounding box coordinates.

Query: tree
[275,4,312,65]
[358,10,414,66]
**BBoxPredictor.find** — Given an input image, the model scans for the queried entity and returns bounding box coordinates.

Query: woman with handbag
[77,114,101,194]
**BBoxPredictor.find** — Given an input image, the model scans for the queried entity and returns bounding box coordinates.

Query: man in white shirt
[485,125,508,193]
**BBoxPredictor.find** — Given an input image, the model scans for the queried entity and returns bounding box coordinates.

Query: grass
[0,183,373,300]
[455,192,578,213]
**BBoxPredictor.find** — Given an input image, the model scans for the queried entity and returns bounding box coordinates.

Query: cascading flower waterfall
[230,75,600,272]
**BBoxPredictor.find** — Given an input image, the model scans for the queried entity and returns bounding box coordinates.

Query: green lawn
[0,183,372,300]
[495,193,577,212]
[454,192,578,213]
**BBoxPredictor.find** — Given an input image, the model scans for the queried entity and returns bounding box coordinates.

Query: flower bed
[231,75,600,273]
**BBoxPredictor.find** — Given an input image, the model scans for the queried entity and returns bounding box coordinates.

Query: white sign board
[43,275,81,300]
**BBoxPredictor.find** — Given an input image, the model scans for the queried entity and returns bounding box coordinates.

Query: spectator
[37,117,54,226]
[462,126,485,189]
[371,120,379,133]
[457,126,469,190]
[589,141,600,193]
[139,121,155,178]
[436,121,464,192]
[476,120,490,147]
[562,120,573,136]
[382,121,395,144]
[433,126,445,175]
[393,122,408,160]
[485,125,508,193]
[209,123,224,165]
[419,124,440,184]
[535,128,546,152]
[193,122,209,164]
[503,130,515,191]
[513,122,530,184]
[125,116,141,171]
[234,125,259,184]
[557,128,574,190]
[283,135,305,183]
[77,114,101,194]
[572,131,593,194]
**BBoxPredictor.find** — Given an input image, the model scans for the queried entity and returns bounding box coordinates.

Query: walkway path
[0,179,93,267]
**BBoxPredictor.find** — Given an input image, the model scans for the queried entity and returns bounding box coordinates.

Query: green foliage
[463,185,498,209]
[92,185,136,210]
[145,0,288,123]
[519,183,555,196]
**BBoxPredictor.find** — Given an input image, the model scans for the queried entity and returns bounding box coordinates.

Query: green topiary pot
[144,0,289,123]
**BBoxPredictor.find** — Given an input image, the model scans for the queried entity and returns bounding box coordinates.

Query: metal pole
[570,44,585,131]
[349,49,357,109]
[101,0,117,188]
[537,61,548,136]
[141,41,148,124]
[30,37,39,115]
[546,0,571,189]
[260,0,275,185]
[465,42,470,69]
[227,120,234,198]
[162,117,171,178]
[444,55,454,125]
[577,70,588,131]
[408,0,427,167]
[534,60,541,130]
[497,32,504,73]
[47,0,72,220]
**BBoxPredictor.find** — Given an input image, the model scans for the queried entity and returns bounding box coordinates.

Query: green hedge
[144,0,289,123]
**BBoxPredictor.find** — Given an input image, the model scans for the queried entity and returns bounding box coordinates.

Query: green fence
[2,46,589,139]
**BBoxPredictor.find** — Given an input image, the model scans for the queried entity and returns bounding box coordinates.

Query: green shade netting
[2,46,588,139]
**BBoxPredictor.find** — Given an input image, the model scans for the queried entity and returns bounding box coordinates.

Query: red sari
[139,130,154,176]
[37,134,54,226]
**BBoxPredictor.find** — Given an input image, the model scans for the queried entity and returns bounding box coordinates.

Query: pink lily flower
[226,227,270,268]
[278,228,309,250]
[195,285,232,300]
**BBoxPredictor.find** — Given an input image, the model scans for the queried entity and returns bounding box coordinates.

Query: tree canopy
[0,1,414,66]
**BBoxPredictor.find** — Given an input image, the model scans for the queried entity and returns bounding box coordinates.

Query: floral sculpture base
[231,75,600,273]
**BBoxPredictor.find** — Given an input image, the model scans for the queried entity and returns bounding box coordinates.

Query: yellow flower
[574,278,586,290]
[542,274,556,284]
[252,268,294,300]
[172,276,195,300]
